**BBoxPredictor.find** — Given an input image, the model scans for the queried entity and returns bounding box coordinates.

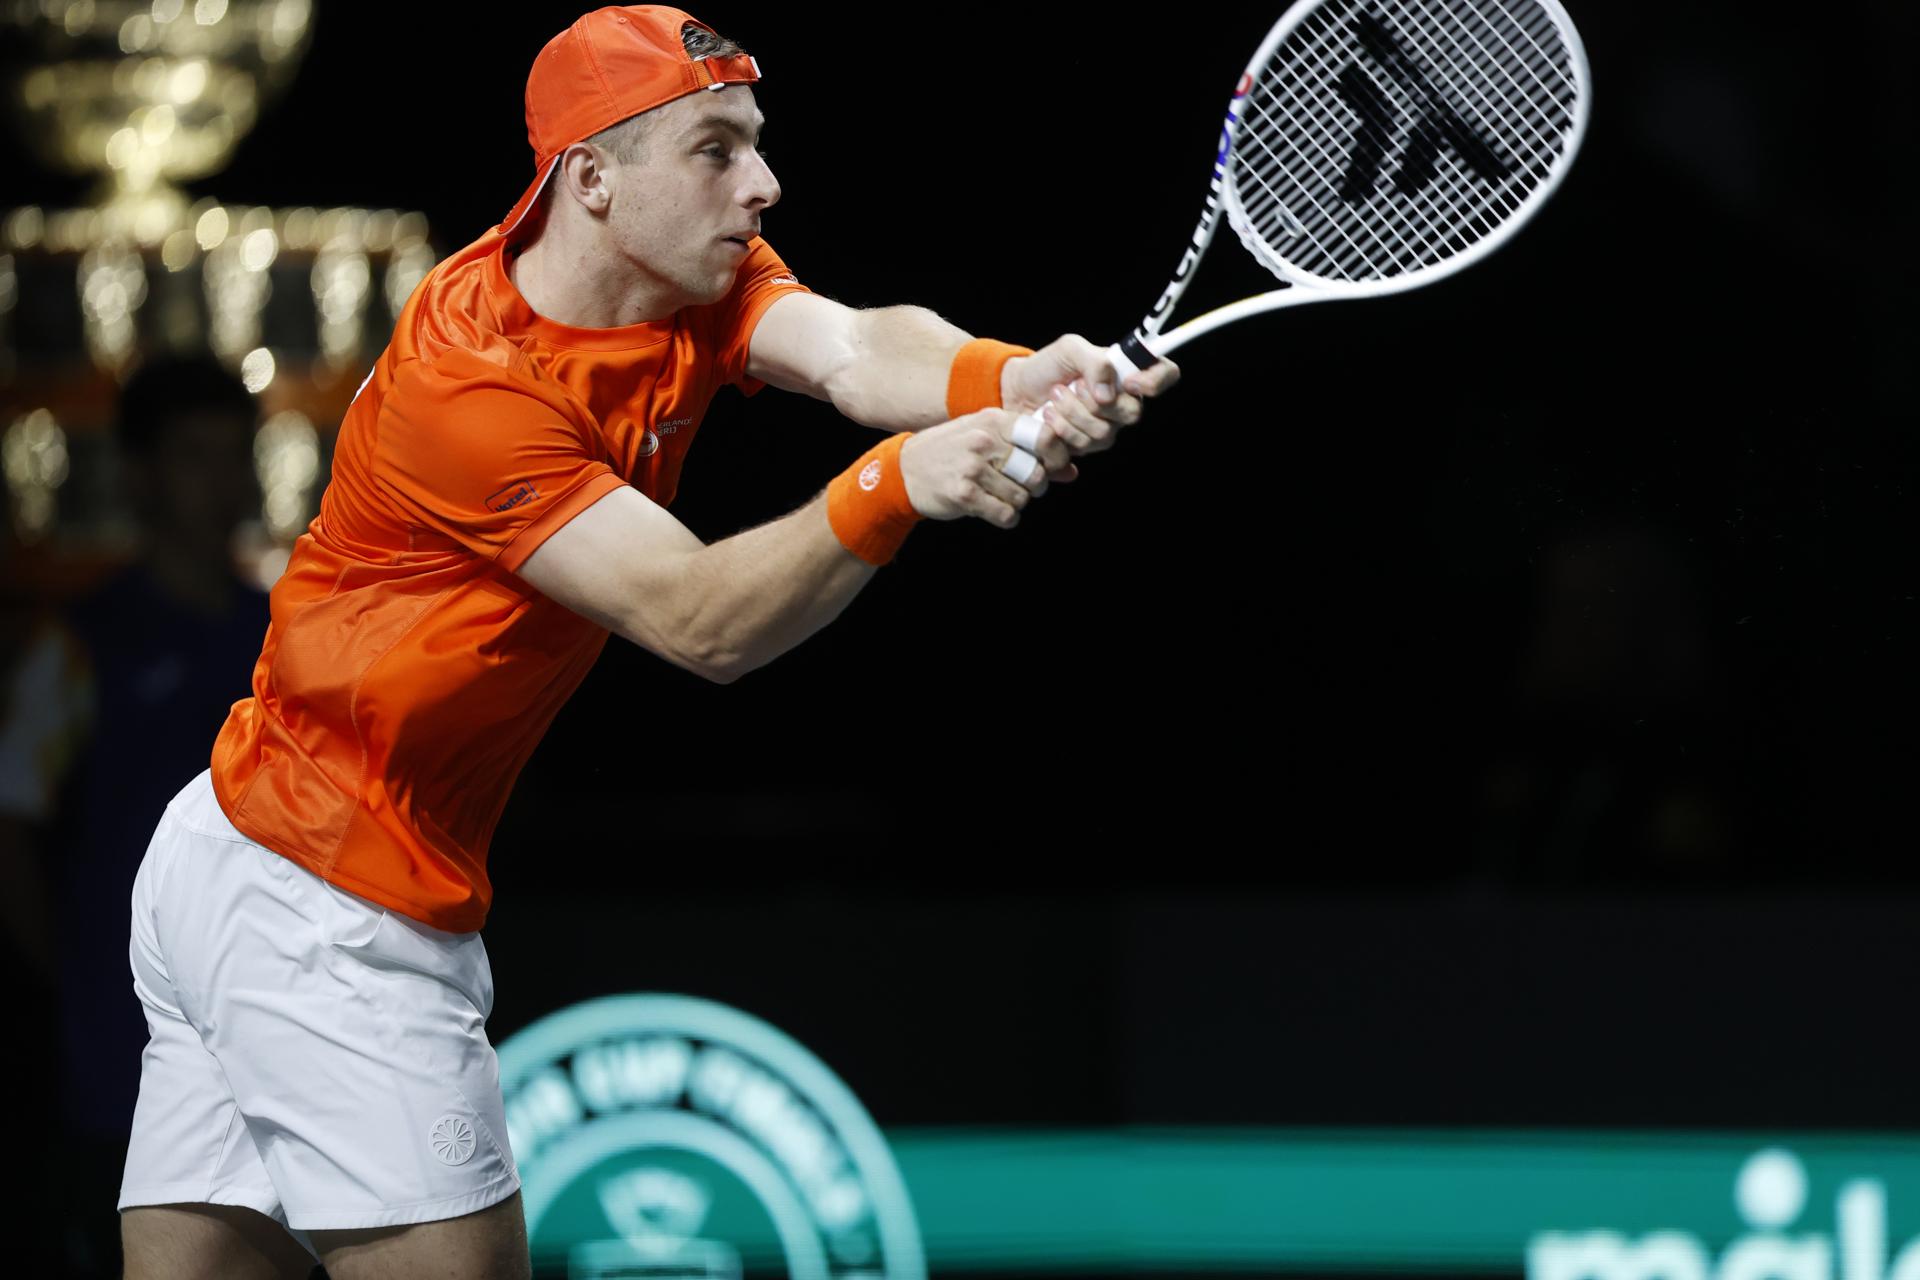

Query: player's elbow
[611,562,765,684]
[686,648,749,685]
[622,627,749,684]
[820,361,877,426]
[658,611,756,685]
[823,304,952,428]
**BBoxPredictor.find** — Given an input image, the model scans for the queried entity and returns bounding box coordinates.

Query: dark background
[7,0,1917,1175]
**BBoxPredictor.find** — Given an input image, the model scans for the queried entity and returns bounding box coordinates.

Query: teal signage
[885,1130,1920,1274]
[497,994,924,1279]
[498,999,1920,1276]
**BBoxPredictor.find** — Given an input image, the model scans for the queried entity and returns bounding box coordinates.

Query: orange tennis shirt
[210,225,809,932]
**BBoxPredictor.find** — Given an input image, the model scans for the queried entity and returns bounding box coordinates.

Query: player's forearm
[824,305,973,431]
[529,425,1015,682]
[657,494,874,683]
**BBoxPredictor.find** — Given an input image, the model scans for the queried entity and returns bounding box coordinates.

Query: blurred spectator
[0,355,269,1277]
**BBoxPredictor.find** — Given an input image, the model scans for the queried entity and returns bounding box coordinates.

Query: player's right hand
[899,410,1062,529]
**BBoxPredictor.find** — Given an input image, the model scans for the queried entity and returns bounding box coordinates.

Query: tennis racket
[1003,0,1590,478]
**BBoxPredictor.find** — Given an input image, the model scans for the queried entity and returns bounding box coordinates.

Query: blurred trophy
[0,0,435,587]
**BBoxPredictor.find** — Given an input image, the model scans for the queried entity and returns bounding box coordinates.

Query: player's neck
[509,223,681,329]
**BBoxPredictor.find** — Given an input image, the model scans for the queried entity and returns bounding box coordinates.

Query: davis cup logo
[498,994,924,1280]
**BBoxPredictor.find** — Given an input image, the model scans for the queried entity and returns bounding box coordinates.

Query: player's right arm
[517,409,1056,684]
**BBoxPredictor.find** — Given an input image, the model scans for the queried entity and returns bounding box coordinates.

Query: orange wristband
[827,433,920,566]
[946,337,1033,418]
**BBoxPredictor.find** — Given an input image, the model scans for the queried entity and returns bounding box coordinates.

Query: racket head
[1222,0,1590,298]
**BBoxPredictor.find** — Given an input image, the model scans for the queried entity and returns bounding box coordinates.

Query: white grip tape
[1011,412,1045,455]
[1107,342,1144,378]
[1000,447,1040,485]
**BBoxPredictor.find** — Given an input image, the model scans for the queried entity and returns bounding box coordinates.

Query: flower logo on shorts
[429,1115,478,1166]
[858,460,882,491]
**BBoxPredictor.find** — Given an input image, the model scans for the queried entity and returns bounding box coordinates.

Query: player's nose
[745,149,780,210]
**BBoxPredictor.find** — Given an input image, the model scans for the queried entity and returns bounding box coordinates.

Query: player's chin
[684,258,734,298]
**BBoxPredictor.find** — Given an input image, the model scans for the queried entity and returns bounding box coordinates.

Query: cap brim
[498,155,561,236]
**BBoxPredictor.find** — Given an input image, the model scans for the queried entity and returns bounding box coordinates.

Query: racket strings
[1237,93,1403,276]
[1260,3,1533,267]
[1242,21,1463,279]
[1460,0,1576,127]
[1244,35,1450,275]
[1237,11,1442,273]
[1320,0,1574,260]
[1351,16,1532,220]
[1379,0,1569,172]
[1243,10,1483,277]
[1306,4,1530,247]
[1230,0,1581,285]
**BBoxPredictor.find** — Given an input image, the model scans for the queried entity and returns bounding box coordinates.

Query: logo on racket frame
[1148,85,1252,332]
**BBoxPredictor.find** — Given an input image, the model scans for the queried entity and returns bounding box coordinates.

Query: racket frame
[1111,0,1591,371]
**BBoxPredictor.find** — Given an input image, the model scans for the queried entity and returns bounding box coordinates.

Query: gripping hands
[902,334,1181,529]
[899,410,1054,529]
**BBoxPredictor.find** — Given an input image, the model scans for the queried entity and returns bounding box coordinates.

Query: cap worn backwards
[499,5,761,234]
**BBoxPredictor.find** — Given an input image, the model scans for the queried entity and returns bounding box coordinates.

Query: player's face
[610,86,780,307]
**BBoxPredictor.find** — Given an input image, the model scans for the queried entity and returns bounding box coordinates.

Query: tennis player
[116,7,1176,1277]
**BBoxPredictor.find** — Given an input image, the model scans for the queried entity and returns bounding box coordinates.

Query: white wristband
[999,447,1040,485]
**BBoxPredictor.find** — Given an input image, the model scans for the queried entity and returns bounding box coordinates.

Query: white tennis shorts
[119,770,520,1230]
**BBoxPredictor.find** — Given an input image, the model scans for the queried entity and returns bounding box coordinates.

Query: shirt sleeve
[706,237,812,396]
[373,349,626,573]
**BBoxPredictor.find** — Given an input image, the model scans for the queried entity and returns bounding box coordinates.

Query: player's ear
[557,142,614,216]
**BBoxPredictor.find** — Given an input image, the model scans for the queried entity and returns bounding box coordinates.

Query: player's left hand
[1002,334,1181,464]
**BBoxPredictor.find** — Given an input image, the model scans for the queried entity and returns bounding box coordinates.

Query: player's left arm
[745,292,1179,454]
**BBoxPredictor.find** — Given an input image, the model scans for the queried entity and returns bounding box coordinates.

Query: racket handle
[1105,333,1161,380]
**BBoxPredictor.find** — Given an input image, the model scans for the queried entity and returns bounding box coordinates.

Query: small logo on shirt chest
[487,481,540,513]
[636,417,692,460]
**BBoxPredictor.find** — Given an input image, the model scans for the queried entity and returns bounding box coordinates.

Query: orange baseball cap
[498,5,761,234]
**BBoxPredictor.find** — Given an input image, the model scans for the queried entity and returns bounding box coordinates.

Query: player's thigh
[122,1203,316,1280]
[312,1189,529,1280]
[150,772,518,1229]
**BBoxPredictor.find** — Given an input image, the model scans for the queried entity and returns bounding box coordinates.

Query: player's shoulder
[680,236,808,344]
[379,228,571,412]
[388,225,535,375]
[736,236,802,293]
[377,345,588,450]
